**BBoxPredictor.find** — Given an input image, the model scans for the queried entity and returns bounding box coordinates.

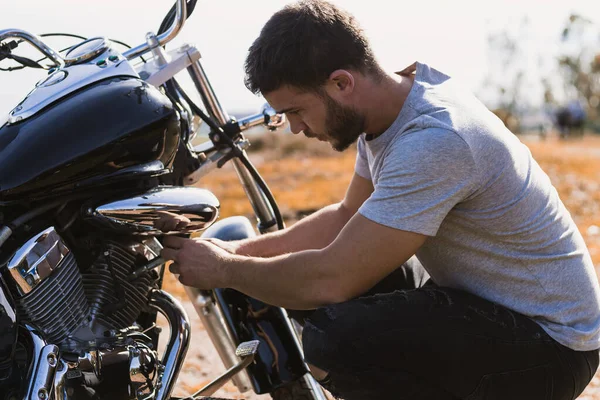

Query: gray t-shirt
[355,62,600,351]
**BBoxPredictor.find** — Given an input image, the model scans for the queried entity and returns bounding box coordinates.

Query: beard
[306,94,366,152]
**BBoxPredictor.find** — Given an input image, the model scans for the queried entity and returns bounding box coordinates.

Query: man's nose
[289,118,307,135]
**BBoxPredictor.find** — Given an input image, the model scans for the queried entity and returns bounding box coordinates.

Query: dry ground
[161,132,600,399]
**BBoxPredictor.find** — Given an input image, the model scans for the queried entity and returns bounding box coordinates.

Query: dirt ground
[161,132,600,399]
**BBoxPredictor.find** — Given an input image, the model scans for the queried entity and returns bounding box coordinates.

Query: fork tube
[187,60,229,125]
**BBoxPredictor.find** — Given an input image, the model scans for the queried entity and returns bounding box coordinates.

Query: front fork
[184,217,316,395]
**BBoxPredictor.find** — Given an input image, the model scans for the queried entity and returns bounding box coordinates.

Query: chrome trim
[184,287,254,393]
[88,186,220,235]
[187,59,229,125]
[25,326,59,400]
[8,44,138,124]
[64,37,109,65]
[149,289,191,400]
[238,104,286,132]
[302,374,329,400]
[0,29,64,68]
[123,0,187,61]
[129,344,159,400]
[136,44,201,88]
[8,227,70,296]
[52,360,68,400]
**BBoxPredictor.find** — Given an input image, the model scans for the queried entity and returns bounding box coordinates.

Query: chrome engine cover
[7,228,89,345]
[5,227,160,352]
[85,186,220,235]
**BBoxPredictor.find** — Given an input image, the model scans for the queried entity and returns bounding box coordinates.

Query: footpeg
[187,340,260,399]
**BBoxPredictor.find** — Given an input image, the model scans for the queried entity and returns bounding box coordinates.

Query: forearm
[235,202,352,257]
[228,250,341,309]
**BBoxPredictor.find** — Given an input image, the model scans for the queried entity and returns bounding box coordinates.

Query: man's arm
[226,173,374,257]
[164,211,427,310]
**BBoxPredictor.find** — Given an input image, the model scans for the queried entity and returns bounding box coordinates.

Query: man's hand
[160,236,237,289]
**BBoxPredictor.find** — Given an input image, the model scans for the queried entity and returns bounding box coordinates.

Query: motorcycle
[0,1,327,399]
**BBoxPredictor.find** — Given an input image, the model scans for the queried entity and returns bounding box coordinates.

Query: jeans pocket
[465,364,558,400]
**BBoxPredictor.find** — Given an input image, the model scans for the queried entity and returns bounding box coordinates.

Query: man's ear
[328,69,355,95]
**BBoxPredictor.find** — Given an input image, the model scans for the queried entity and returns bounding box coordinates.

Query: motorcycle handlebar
[0,0,187,67]
[0,29,65,68]
[123,0,187,61]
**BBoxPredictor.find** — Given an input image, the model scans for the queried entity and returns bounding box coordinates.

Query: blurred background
[2,1,600,399]
[1,0,600,134]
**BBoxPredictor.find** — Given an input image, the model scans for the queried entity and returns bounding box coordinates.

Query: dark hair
[244,0,382,95]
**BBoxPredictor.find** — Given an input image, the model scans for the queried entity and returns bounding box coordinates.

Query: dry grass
[163,131,600,399]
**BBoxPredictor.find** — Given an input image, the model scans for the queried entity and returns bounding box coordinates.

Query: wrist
[221,253,248,289]
[235,239,256,257]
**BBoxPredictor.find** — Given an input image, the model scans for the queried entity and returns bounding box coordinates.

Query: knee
[302,306,343,370]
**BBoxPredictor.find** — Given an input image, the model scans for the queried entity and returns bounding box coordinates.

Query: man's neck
[360,72,414,137]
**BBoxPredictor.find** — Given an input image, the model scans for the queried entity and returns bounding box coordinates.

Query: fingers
[162,235,187,249]
[169,262,180,275]
[160,247,179,262]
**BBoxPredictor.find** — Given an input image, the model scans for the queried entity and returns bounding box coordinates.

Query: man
[161,1,600,399]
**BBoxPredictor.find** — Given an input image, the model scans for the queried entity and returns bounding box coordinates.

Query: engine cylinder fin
[81,241,155,331]
[15,253,89,344]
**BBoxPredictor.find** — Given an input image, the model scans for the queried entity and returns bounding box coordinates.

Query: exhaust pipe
[149,289,191,400]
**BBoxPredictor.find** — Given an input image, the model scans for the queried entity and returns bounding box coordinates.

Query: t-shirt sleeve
[358,129,478,236]
[354,135,372,180]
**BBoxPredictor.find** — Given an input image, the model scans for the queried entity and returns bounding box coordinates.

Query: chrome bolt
[47,354,57,367]
[38,389,48,400]
[25,276,34,286]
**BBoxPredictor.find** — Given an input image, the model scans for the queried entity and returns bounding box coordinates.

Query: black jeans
[301,258,599,400]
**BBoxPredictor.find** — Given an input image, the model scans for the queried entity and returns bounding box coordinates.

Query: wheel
[270,374,328,400]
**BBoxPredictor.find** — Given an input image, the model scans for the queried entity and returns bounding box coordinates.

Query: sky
[1,0,600,117]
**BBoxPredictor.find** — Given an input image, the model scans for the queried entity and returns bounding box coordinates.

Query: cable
[40,32,87,41]
[238,152,285,230]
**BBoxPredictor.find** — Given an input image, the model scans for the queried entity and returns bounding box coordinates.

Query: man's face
[264,85,366,152]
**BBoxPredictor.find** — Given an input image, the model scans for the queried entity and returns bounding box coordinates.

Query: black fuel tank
[0,77,180,201]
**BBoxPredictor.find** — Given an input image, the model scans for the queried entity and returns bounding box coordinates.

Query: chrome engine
[5,227,190,400]
[7,228,158,352]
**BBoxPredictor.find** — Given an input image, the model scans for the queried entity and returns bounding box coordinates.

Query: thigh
[288,256,428,323]
[364,255,430,295]
[304,286,594,400]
